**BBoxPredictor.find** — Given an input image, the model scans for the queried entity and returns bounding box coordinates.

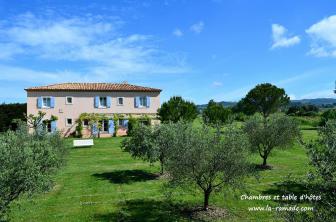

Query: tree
[0,103,26,132]
[243,113,300,168]
[158,96,198,123]
[202,100,232,126]
[0,123,67,218]
[319,109,336,126]
[121,123,178,174]
[237,83,290,118]
[165,124,250,211]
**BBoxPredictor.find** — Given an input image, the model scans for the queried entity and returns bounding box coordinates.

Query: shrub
[0,123,67,218]
[319,109,336,126]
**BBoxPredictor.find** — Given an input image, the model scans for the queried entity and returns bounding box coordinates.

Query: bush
[0,103,26,132]
[0,123,67,218]
[319,109,336,126]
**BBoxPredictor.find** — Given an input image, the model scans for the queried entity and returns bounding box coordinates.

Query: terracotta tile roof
[25,83,161,92]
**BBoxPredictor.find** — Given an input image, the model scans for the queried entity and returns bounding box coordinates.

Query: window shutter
[134,97,140,108]
[37,97,42,108]
[50,97,55,108]
[123,119,129,128]
[51,121,57,133]
[92,123,98,136]
[108,119,114,134]
[146,96,150,108]
[94,96,99,108]
[107,96,111,108]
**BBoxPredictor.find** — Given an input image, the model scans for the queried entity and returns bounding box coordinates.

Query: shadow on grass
[92,170,159,184]
[93,199,204,222]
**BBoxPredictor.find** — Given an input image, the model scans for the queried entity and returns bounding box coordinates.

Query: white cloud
[190,21,204,34]
[173,28,183,37]
[271,24,300,49]
[306,15,336,57]
[212,81,223,87]
[0,12,188,78]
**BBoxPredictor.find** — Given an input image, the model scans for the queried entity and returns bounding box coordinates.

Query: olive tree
[243,113,300,168]
[0,123,67,218]
[165,124,250,211]
[121,123,179,174]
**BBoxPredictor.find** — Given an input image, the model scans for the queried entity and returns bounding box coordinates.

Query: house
[25,83,161,137]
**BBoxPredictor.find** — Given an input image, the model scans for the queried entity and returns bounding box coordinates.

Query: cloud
[172,28,183,37]
[212,81,223,87]
[271,24,300,49]
[299,89,335,99]
[306,15,336,57]
[0,12,188,78]
[190,21,204,34]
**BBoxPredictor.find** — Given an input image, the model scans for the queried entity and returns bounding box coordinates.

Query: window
[46,122,52,133]
[99,120,108,132]
[66,96,73,104]
[118,119,124,126]
[99,97,107,107]
[83,119,89,127]
[117,97,124,105]
[66,118,73,126]
[42,97,51,108]
[139,96,147,107]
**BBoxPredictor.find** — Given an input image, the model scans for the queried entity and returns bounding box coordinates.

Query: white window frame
[66,118,73,126]
[42,96,51,108]
[99,96,107,108]
[117,97,124,106]
[65,96,73,105]
[99,120,108,132]
[139,96,147,107]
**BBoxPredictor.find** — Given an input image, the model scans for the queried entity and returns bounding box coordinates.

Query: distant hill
[197,98,336,112]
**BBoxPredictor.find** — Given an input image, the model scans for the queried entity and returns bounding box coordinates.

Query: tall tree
[237,83,290,118]
[158,96,198,123]
[202,100,232,126]
[244,113,300,168]
[166,124,250,210]
[0,103,26,132]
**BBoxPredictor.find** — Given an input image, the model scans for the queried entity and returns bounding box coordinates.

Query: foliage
[165,124,250,210]
[113,114,118,137]
[0,123,67,218]
[202,100,232,126]
[319,109,336,126]
[75,119,83,138]
[158,96,198,123]
[243,113,300,167]
[236,83,290,118]
[127,116,139,136]
[79,113,109,138]
[121,123,178,174]
[0,103,26,132]
[286,104,319,117]
[25,112,58,135]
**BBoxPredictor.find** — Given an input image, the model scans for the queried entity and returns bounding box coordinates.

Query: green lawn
[8,130,318,222]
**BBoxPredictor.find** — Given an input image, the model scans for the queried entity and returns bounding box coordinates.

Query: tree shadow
[93,199,204,222]
[92,170,159,184]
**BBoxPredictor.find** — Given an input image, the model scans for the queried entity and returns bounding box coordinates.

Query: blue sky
[1,0,336,104]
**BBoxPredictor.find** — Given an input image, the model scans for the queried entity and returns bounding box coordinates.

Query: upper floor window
[66,96,73,105]
[42,97,51,108]
[139,96,147,107]
[117,97,124,105]
[99,97,107,107]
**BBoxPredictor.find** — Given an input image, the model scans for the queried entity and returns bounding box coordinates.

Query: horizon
[1,1,336,104]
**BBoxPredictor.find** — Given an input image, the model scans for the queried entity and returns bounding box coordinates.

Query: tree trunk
[262,156,267,166]
[203,189,211,211]
[160,161,164,175]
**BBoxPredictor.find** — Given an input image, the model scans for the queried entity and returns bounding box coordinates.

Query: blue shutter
[92,123,98,136]
[123,119,129,128]
[50,97,55,108]
[37,97,42,108]
[51,121,57,133]
[134,97,140,108]
[146,96,150,108]
[94,96,99,108]
[108,119,115,134]
[107,96,111,108]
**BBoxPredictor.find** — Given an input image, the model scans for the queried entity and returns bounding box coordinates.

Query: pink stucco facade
[26,90,160,137]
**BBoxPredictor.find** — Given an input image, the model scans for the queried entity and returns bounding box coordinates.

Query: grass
[8,129,318,222]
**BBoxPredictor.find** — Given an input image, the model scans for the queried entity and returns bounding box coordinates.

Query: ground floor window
[46,122,51,133]
[99,120,109,132]
[83,119,89,127]
[66,118,73,126]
